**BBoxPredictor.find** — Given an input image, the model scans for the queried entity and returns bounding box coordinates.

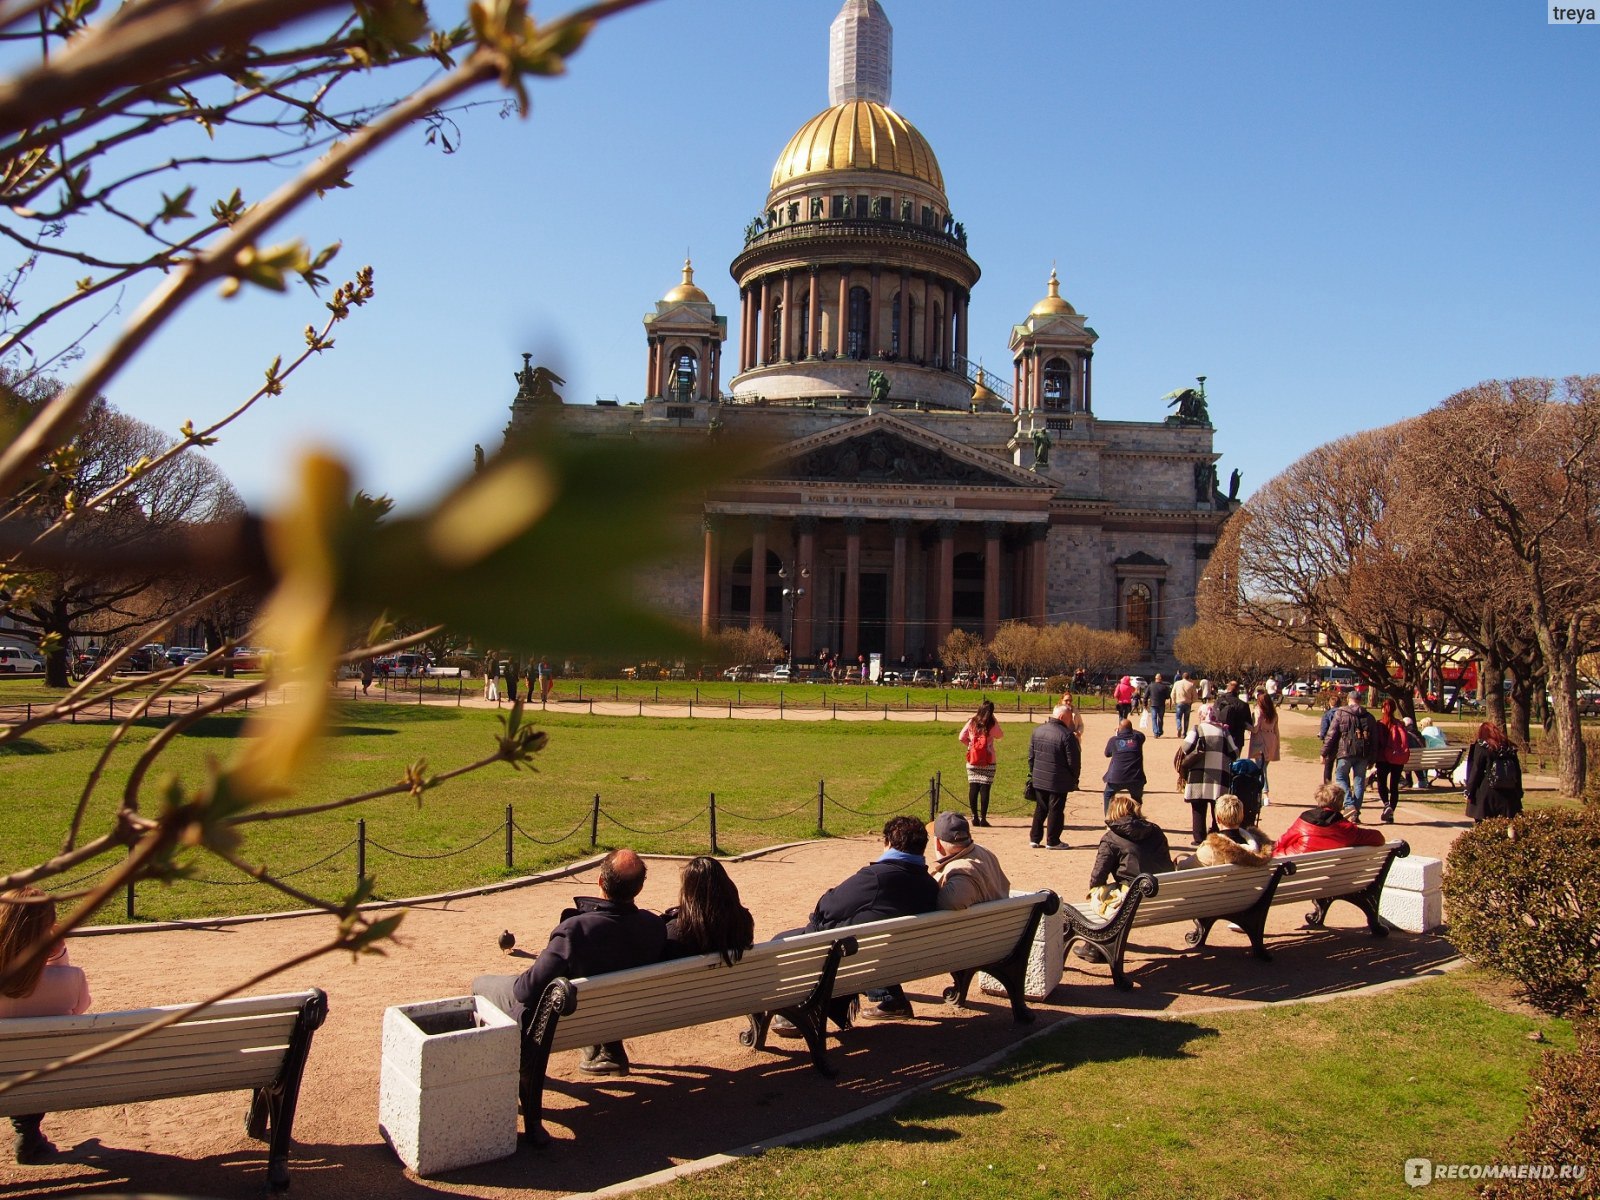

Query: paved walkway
[1,706,1500,1199]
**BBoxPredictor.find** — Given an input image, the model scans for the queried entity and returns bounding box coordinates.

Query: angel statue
[1031,424,1053,470]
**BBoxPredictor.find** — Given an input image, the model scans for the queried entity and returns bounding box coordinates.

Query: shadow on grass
[0,738,51,756]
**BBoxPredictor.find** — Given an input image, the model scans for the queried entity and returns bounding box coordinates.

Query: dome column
[1083,350,1093,414]
[806,267,821,358]
[749,517,769,631]
[758,277,773,367]
[738,288,751,373]
[868,266,882,357]
[646,338,658,399]
[942,282,954,370]
[921,272,935,367]
[700,516,721,636]
[956,290,969,365]
[835,267,850,357]
[780,270,794,363]
[983,521,1003,640]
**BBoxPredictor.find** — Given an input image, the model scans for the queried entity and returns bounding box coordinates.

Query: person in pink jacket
[1,887,91,1164]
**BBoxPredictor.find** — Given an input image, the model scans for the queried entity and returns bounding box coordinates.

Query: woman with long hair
[663,856,755,966]
[1,887,91,1163]
[958,700,1003,826]
[1247,688,1281,802]
[1373,697,1411,824]
[1464,721,1524,824]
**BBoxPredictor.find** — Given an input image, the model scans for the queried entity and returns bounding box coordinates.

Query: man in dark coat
[1214,680,1253,750]
[803,814,940,1021]
[473,848,667,1078]
[1028,702,1081,849]
[1146,673,1173,738]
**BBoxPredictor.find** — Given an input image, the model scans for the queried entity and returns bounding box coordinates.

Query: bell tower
[1009,267,1097,416]
[643,258,727,401]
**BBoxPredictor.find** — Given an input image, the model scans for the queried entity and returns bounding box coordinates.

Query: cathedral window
[1125,584,1153,651]
[832,194,849,218]
[856,194,869,218]
[671,349,698,401]
[847,287,870,359]
[1042,357,1072,409]
[921,205,934,228]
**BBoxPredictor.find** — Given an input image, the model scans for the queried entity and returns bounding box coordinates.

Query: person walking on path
[1027,702,1081,850]
[958,700,1003,827]
[484,655,499,702]
[1318,689,1343,784]
[1324,691,1376,821]
[537,656,554,703]
[1176,703,1238,845]
[1102,717,1146,811]
[1248,688,1281,803]
[1373,698,1410,824]
[1172,672,1198,738]
[1463,721,1524,824]
[1214,680,1253,751]
[1112,675,1136,722]
[1146,673,1172,737]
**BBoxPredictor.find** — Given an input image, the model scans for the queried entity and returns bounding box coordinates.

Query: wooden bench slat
[0,991,315,1039]
[0,1012,297,1069]
[1,1059,278,1114]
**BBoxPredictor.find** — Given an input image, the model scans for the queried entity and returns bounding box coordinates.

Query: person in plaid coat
[1176,703,1239,844]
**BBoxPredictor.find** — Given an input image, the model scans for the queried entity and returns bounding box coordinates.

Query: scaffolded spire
[829,0,893,106]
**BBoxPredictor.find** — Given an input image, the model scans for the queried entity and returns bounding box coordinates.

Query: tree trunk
[1481,656,1507,730]
[1506,675,1534,750]
[45,645,70,689]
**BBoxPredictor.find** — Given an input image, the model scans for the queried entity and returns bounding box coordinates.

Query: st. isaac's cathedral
[507,0,1235,672]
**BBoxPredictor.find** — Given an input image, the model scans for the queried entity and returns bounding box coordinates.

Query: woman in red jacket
[1274,783,1386,856]
[1373,697,1411,825]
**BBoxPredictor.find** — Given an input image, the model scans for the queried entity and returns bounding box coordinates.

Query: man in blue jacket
[803,814,939,1021]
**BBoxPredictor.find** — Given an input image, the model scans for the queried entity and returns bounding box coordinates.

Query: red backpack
[967,724,993,765]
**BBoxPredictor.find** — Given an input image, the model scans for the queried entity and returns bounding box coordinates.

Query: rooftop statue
[867,369,891,408]
[1163,386,1211,426]
[514,354,566,405]
[1031,424,1052,470]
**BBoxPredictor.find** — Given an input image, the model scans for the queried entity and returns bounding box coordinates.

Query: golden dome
[1030,267,1077,318]
[971,367,1000,407]
[771,99,944,194]
[662,258,710,304]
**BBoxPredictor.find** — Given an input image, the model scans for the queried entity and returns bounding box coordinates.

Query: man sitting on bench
[473,848,667,1079]
[773,815,939,1031]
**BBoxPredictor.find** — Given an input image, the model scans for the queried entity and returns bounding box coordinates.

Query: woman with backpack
[958,700,1003,827]
[1374,698,1411,824]
[1464,721,1524,823]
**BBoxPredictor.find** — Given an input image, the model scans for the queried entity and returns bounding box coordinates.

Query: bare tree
[0,375,243,685]
[939,628,988,682]
[988,620,1043,683]
[1406,377,1600,796]
[1172,616,1314,684]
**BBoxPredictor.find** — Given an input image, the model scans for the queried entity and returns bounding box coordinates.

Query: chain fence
[84,776,969,919]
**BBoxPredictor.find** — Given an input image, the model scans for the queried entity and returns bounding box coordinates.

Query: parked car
[0,647,44,674]
[952,671,976,687]
[723,664,756,681]
[424,663,470,678]
[1578,690,1600,716]
[768,664,792,683]
[910,668,938,686]
[1024,676,1051,692]
[878,669,903,685]
[165,646,206,667]
[994,675,1019,690]
[375,652,424,677]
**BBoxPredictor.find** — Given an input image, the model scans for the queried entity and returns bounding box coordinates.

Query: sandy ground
[1,705,1492,1199]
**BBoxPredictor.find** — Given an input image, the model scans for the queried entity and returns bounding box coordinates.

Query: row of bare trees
[1202,376,1600,797]
[940,621,1142,685]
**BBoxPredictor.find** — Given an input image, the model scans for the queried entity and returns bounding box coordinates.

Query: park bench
[1403,744,1464,787]
[1062,841,1410,989]
[518,890,1059,1138]
[0,988,327,1191]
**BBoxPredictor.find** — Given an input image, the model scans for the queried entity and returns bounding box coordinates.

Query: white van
[0,647,44,674]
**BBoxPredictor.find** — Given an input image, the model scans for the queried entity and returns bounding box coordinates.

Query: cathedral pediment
[756,413,1051,489]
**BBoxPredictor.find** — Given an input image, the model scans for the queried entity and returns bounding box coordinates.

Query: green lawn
[659,972,1568,1200]
[1,703,982,922]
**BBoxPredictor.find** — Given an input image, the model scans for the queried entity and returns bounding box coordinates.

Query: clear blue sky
[89,0,1599,510]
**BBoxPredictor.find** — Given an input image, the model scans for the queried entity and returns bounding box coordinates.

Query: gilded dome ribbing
[771,99,944,195]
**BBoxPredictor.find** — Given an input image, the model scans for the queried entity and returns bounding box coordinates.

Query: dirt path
[2,707,1492,1199]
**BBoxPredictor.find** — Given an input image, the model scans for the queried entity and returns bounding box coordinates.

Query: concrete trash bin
[1378,854,1443,934]
[978,891,1064,1000]
[379,994,520,1175]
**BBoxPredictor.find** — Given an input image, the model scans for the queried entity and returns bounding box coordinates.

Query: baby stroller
[1228,758,1265,829]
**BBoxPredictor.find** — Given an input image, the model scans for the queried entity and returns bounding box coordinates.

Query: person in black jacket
[1088,794,1175,888]
[1028,703,1082,849]
[473,848,667,1080]
[1102,717,1146,810]
[804,815,939,1021]
[1214,680,1253,751]
[1464,721,1524,823]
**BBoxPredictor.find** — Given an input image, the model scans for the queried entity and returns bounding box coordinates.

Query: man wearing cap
[931,811,1011,910]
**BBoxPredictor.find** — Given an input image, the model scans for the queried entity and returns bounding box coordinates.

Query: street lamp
[778,564,809,673]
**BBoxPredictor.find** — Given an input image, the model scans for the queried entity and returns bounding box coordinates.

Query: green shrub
[1445,809,1600,1016]
[1483,1020,1600,1200]
[1046,675,1072,696]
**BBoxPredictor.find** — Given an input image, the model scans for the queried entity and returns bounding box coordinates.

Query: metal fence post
[816,778,826,835]
[357,818,367,885]
[590,794,600,848]
[936,770,943,808]
[709,792,718,856]
[928,778,937,823]
[505,804,514,871]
